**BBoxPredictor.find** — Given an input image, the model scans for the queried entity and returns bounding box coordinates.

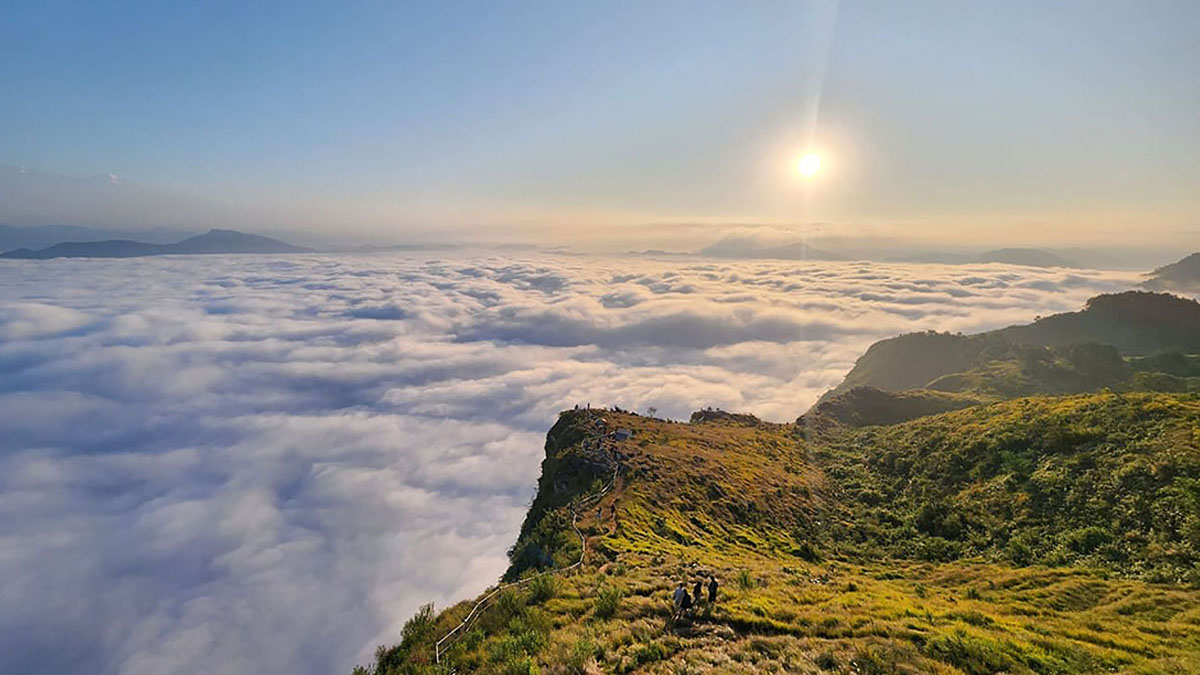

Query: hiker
[693,579,704,606]
[707,575,718,605]
[672,582,686,619]
[680,587,693,618]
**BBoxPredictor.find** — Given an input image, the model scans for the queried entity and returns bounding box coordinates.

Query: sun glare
[795,152,822,178]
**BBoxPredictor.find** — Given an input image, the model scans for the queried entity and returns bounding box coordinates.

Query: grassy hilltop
[818,292,1200,405]
[358,292,1200,675]
[360,396,1200,675]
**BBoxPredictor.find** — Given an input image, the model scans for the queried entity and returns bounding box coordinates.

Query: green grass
[358,400,1200,674]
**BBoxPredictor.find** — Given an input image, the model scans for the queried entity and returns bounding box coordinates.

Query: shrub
[1066,526,1113,555]
[1007,535,1034,566]
[562,636,599,675]
[629,641,669,667]
[594,585,623,619]
[500,656,540,675]
[924,629,1016,675]
[736,569,755,590]
[791,541,821,562]
[527,574,559,604]
[496,589,528,622]
[400,603,437,649]
[914,536,962,562]
[851,645,901,675]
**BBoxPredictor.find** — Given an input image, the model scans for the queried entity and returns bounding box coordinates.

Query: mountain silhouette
[817,290,1200,408]
[1144,251,1200,292]
[0,223,196,251]
[1,229,311,259]
[975,247,1076,267]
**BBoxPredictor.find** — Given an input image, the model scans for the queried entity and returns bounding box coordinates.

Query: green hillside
[816,393,1200,578]
[819,292,1200,408]
[358,397,1200,675]
[998,293,1200,355]
[802,387,980,429]
[1143,253,1200,293]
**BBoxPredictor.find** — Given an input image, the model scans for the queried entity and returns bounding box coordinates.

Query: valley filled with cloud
[0,253,1140,675]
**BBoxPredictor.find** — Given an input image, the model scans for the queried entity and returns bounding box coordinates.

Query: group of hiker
[672,575,718,621]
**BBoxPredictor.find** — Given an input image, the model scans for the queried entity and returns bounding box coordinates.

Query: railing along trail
[434,420,620,665]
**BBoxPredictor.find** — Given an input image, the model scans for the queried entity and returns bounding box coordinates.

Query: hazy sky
[2,1,1198,247]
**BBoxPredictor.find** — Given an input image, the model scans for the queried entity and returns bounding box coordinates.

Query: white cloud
[0,302,93,340]
[0,253,1140,674]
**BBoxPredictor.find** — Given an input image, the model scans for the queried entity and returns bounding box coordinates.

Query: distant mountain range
[973,247,1075,267]
[1144,252,1200,292]
[697,239,1089,267]
[698,237,846,261]
[694,236,1200,270]
[0,223,197,251]
[1,228,312,259]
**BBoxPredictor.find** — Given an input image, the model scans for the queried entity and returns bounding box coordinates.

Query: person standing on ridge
[707,575,718,605]
[693,579,704,606]
[672,582,686,620]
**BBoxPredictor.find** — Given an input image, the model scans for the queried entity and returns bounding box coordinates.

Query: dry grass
[364,403,1200,675]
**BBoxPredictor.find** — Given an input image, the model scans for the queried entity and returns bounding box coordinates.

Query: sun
[795,152,822,178]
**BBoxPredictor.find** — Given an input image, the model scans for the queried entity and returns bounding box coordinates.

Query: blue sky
[2,1,1198,246]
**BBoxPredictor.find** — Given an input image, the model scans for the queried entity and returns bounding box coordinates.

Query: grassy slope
[817,393,1200,578]
[363,397,1200,675]
[818,292,1200,407]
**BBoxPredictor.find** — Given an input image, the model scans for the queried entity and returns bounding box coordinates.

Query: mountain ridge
[817,290,1200,409]
[0,228,312,259]
[0,223,197,250]
[1144,252,1200,293]
[360,397,1200,674]
[354,288,1200,675]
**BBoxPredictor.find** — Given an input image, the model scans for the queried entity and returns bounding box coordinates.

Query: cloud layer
[0,253,1139,674]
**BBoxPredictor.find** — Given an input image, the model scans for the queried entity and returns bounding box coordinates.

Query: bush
[527,574,559,604]
[561,636,599,675]
[791,540,822,562]
[495,589,527,623]
[400,603,437,649]
[736,569,755,590]
[851,645,901,675]
[1066,526,1112,555]
[629,641,669,667]
[912,536,962,562]
[1007,535,1034,566]
[500,656,539,675]
[594,585,623,619]
[924,629,1018,675]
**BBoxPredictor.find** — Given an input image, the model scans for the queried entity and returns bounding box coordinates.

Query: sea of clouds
[0,252,1140,674]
